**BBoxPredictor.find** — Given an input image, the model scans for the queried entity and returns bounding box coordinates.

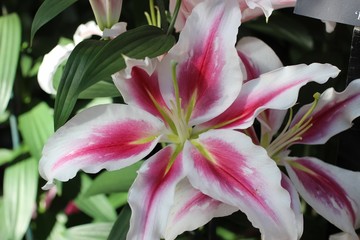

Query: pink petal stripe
[127,145,185,240]
[197,63,339,131]
[39,104,164,189]
[184,130,298,240]
[159,0,242,125]
[285,157,360,236]
[113,58,168,120]
[290,79,360,145]
[165,179,237,240]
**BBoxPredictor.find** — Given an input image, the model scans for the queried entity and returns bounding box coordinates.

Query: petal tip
[42,181,55,191]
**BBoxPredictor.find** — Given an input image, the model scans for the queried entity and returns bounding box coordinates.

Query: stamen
[266,93,321,160]
[295,92,320,128]
[171,61,181,112]
[145,88,177,133]
[185,92,197,123]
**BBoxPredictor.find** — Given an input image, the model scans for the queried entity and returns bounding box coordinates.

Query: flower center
[159,61,195,145]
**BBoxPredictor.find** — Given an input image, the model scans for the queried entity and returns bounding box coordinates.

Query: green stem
[10,114,19,149]
[167,0,181,35]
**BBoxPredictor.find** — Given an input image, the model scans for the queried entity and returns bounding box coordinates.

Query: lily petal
[73,21,102,45]
[159,0,242,125]
[102,21,127,39]
[284,157,360,237]
[39,104,164,190]
[37,44,73,94]
[196,63,340,131]
[281,173,304,238]
[330,232,359,240]
[170,0,296,31]
[165,178,238,240]
[127,145,185,240]
[242,0,296,21]
[237,36,283,82]
[184,130,298,240]
[244,0,273,18]
[258,109,288,141]
[290,79,360,145]
[113,57,168,120]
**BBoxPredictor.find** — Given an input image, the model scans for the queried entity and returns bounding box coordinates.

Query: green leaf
[66,223,113,240]
[2,158,38,240]
[85,161,142,197]
[75,175,117,222]
[18,102,54,160]
[54,25,175,129]
[107,205,131,240]
[78,80,120,99]
[30,0,78,43]
[0,13,21,115]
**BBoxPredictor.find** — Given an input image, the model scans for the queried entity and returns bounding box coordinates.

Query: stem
[10,115,20,149]
[167,0,181,35]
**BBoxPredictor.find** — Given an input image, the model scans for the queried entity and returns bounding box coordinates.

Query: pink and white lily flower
[256,79,360,239]
[170,0,296,31]
[39,0,340,239]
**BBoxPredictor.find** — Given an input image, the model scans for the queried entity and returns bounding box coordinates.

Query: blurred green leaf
[75,175,117,222]
[18,102,54,160]
[0,110,10,123]
[66,222,113,240]
[47,214,68,240]
[85,161,142,197]
[0,146,26,167]
[2,157,38,240]
[0,197,5,238]
[107,205,131,240]
[30,0,78,43]
[108,193,128,209]
[0,13,21,115]
[20,55,41,78]
[48,215,113,240]
[54,25,175,129]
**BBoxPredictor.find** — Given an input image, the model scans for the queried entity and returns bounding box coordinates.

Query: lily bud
[89,0,122,30]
